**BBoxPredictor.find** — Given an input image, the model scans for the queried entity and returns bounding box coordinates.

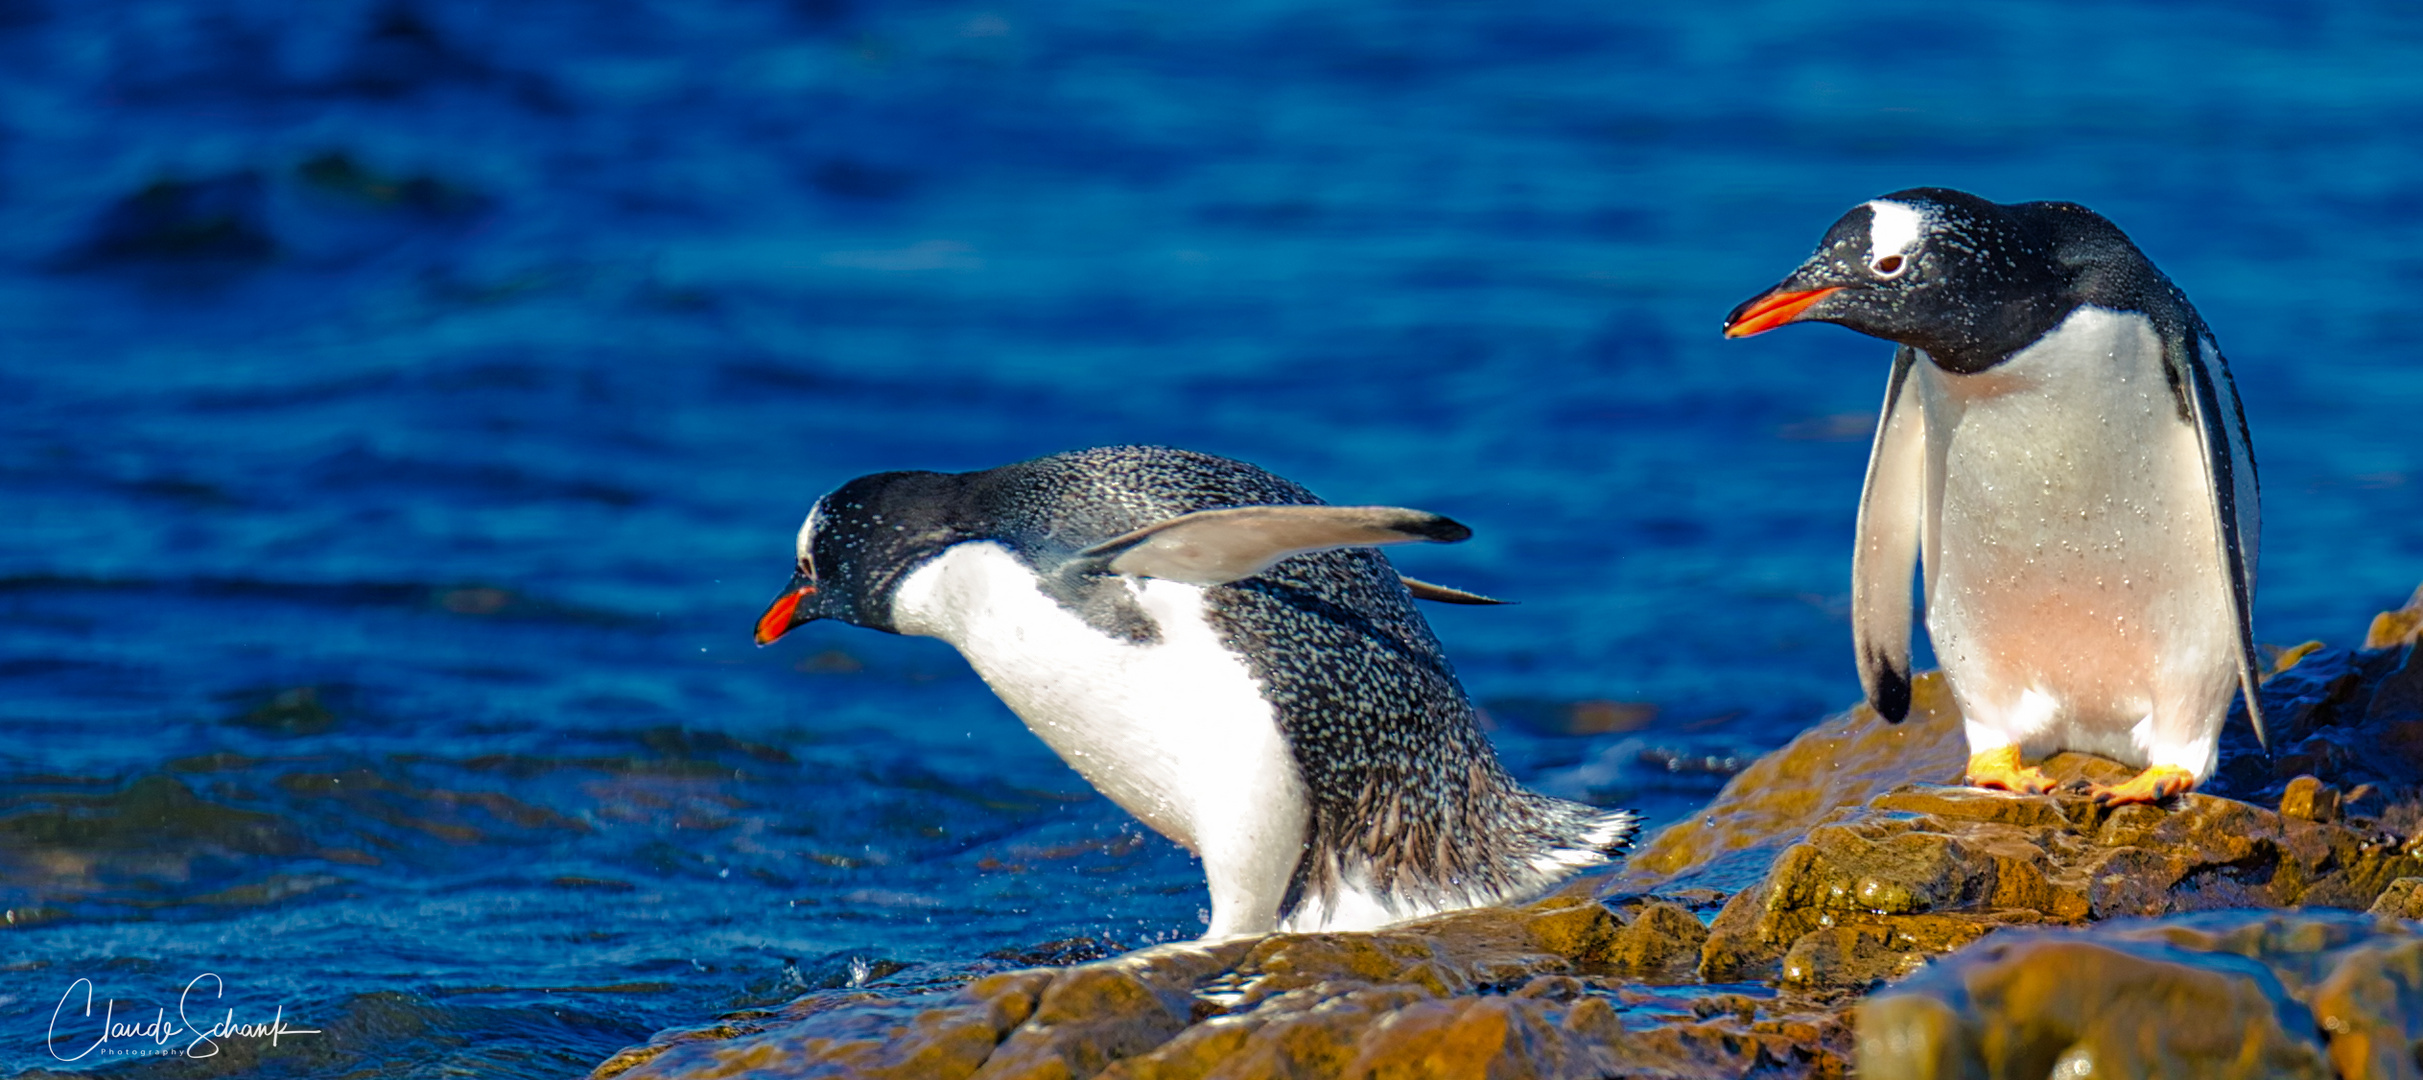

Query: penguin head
[1723,187,2078,372]
[755,470,966,643]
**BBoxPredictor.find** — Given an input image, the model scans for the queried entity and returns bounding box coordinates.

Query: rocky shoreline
[591,587,2423,1079]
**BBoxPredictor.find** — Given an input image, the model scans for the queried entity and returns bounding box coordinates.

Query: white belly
[887,542,1308,935]
[1916,307,2238,770]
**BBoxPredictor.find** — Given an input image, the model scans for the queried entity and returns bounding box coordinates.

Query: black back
[1783,187,2210,379]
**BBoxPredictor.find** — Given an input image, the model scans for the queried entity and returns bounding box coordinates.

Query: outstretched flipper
[1077,505,1471,586]
[1852,346,1925,722]
[2178,333,2269,751]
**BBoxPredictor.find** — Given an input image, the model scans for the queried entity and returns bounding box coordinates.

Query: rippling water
[4,0,2421,1073]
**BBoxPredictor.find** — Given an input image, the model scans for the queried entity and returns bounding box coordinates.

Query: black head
[754,470,966,643]
[1722,188,2156,373]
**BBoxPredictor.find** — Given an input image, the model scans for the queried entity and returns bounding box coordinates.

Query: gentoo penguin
[753,445,1637,937]
[1723,188,2266,806]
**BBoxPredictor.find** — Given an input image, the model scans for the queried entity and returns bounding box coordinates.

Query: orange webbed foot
[2089,765,2196,806]
[1965,746,2054,795]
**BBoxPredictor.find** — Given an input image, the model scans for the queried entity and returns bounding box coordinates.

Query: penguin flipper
[2179,334,2269,751]
[1399,575,1512,606]
[1852,347,1924,723]
[1078,505,1472,586]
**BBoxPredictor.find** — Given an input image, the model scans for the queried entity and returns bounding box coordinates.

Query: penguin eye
[1869,253,1909,278]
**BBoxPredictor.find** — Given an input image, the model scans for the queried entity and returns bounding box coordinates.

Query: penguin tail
[1519,798,1640,878]
[1581,808,1642,853]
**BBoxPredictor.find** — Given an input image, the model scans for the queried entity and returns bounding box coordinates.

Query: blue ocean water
[2,0,2420,1073]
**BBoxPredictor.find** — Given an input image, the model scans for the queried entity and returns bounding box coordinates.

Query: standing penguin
[753,445,1636,937]
[1722,188,2265,806]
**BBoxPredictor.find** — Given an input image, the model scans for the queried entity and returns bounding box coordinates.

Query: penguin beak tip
[1723,285,1842,339]
[754,587,815,646]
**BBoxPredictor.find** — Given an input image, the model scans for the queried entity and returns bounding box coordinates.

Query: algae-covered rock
[1619,602,2423,911]
[2371,878,2423,921]
[593,895,1854,1080]
[2366,584,2423,651]
[1697,778,2422,983]
[593,969,1055,1080]
[2306,933,2423,1080]
[1612,672,1971,896]
[1857,911,2423,1080]
[1604,901,1709,975]
[974,948,1240,1080]
[593,585,2423,1080]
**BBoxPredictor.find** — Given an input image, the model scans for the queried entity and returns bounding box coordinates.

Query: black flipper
[2178,333,2269,751]
[1853,346,1924,723]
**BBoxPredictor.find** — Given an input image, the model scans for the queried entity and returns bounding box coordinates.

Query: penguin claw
[1964,746,2053,795]
[2089,766,2195,807]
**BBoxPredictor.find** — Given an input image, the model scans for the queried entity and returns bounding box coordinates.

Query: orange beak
[1722,286,1841,338]
[754,586,815,646]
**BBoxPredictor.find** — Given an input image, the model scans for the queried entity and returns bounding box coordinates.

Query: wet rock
[595,969,1055,1080]
[2228,641,2423,806]
[2306,932,2423,1080]
[1859,910,2423,1080]
[0,774,314,911]
[2367,584,2423,650]
[1603,901,1709,975]
[1614,671,1972,896]
[594,896,1854,1080]
[1623,607,2423,909]
[596,584,2423,1079]
[2283,775,2344,824]
[2371,643,2423,723]
[1699,777,2422,983]
[975,945,1245,1079]
[1335,995,1619,1079]
[2368,878,2423,920]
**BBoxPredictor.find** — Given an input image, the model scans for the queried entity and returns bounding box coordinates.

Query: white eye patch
[795,502,824,567]
[1865,199,1926,263]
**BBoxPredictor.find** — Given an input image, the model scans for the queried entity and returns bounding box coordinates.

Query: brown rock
[595,588,2423,1080]
[2366,584,2423,650]
[601,971,1053,1080]
[2371,643,2423,722]
[1696,802,2087,981]
[2369,877,2423,920]
[1102,983,1429,1080]
[2306,934,2423,1080]
[1615,672,1971,895]
[1861,911,2423,1080]
[1860,934,2334,1079]
[1779,925,1903,991]
[2281,775,2343,823]
[2077,846,2192,918]
[1870,784,2075,829]
[1604,901,1709,974]
[1342,995,1615,1080]
[1519,899,1620,963]
[976,944,1249,1079]
[2269,640,2330,676]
